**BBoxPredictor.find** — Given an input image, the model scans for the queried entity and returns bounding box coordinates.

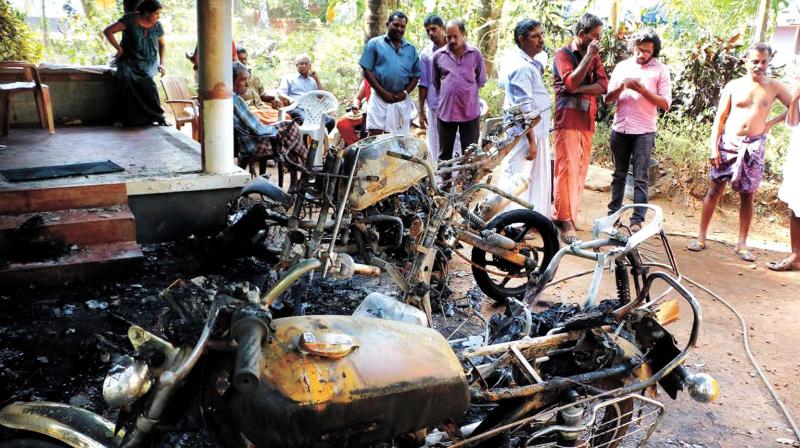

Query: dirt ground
[1,185,798,447]
[548,189,800,447]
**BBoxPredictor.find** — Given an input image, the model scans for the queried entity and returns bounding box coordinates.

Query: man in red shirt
[552,13,608,243]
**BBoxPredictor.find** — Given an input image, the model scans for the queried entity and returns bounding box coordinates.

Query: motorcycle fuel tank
[343,134,432,211]
[230,315,469,447]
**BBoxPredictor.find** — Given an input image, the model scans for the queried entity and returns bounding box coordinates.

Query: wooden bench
[0,62,55,136]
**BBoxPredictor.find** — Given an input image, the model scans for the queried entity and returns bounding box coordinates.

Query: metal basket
[525,394,665,448]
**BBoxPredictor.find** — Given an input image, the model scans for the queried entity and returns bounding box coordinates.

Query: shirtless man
[687,43,791,261]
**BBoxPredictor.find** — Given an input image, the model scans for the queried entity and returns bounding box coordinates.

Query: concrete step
[0,206,136,249]
[0,241,144,286]
[0,183,128,215]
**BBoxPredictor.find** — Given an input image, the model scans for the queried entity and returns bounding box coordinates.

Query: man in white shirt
[277,54,335,132]
[496,18,552,216]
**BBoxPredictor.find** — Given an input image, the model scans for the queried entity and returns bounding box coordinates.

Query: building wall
[771,25,800,68]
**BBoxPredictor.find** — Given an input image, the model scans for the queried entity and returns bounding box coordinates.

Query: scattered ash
[294,275,401,316]
[464,286,486,310]
[530,302,582,336]
[0,235,272,442]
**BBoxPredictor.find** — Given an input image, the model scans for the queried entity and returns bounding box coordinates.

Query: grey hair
[232,61,249,79]
[748,42,774,58]
[446,18,466,35]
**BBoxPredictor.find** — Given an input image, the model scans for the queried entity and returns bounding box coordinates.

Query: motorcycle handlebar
[232,316,269,393]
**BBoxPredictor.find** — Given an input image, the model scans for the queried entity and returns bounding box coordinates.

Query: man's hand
[377,89,395,103]
[586,40,601,57]
[158,65,166,76]
[526,140,538,161]
[709,146,722,169]
[624,79,643,93]
[419,108,427,129]
[114,48,124,61]
[310,69,318,79]
[392,91,408,103]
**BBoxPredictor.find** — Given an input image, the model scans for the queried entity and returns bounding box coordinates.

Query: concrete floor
[0,126,250,241]
[0,126,203,189]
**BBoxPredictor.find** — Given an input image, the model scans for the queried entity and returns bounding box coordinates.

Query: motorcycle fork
[309,155,342,258]
[405,197,449,327]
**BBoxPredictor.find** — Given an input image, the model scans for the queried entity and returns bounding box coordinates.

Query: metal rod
[324,144,362,276]
[261,258,322,306]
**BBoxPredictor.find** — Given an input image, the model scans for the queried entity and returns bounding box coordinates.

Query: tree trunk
[364,0,384,42]
[610,0,618,32]
[753,0,770,43]
[40,0,47,44]
[476,0,503,75]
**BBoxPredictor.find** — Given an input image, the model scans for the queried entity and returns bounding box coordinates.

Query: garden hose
[681,274,800,443]
[544,255,800,442]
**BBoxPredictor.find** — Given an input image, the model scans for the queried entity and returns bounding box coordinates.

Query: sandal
[767,258,800,272]
[560,228,577,244]
[734,248,756,262]
[686,240,705,252]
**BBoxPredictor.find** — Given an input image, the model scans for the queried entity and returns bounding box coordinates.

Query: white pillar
[198,0,235,174]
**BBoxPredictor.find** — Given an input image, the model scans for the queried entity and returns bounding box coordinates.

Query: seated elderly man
[277,54,335,132]
[237,46,284,124]
[233,61,307,171]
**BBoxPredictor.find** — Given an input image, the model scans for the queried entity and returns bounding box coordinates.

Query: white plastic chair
[279,90,339,167]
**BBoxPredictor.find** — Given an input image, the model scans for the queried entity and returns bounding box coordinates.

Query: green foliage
[0,0,43,62]
[47,5,121,65]
[663,0,790,42]
[670,32,745,122]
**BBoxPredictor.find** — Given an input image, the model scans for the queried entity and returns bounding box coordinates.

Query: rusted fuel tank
[342,134,432,211]
[230,315,469,447]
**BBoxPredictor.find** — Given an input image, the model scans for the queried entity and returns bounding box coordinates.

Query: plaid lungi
[249,120,308,166]
[709,132,766,194]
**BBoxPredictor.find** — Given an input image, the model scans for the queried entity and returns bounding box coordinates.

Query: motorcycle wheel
[471,209,559,304]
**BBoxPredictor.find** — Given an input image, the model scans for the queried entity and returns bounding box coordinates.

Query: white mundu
[781,108,800,215]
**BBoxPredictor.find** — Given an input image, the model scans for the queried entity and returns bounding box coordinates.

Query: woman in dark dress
[103,0,167,126]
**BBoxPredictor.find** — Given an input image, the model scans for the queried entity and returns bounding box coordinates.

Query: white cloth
[425,105,461,162]
[498,47,551,140]
[500,131,552,216]
[497,47,553,215]
[781,116,800,215]
[367,93,412,135]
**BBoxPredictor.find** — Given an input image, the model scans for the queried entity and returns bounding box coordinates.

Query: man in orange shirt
[551,13,608,243]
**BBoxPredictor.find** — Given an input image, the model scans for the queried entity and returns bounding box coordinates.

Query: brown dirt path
[538,188,800,447]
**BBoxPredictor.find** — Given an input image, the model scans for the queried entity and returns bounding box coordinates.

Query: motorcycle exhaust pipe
[477,172,530,221]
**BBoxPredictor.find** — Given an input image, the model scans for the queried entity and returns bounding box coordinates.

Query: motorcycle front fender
[237,176,291,205]
[0,401,122,448]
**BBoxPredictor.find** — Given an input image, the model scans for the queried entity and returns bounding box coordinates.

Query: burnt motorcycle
[1,205,719,448]
[220,104,560,323]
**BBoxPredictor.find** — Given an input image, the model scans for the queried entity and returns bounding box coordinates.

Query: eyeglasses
[634,47,653,56]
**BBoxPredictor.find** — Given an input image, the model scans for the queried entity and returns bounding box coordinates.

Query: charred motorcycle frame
[221,104,560,325]
[1,205,718,448]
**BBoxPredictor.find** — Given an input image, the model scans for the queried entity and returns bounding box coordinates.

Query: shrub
[0,0,43,62]
[670,33,745,123]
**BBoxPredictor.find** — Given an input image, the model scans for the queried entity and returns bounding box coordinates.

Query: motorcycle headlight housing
[686,372,719,404]
[103,355,152,408]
